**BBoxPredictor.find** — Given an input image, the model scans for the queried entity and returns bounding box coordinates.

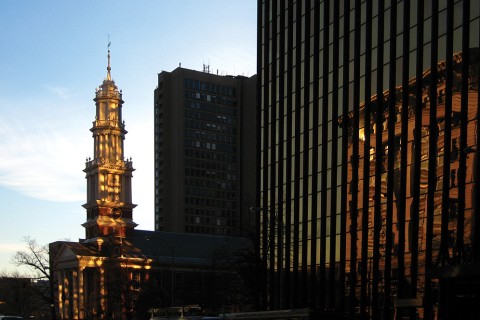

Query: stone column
[57,271,64,319]
[62,270,70,320]
[100,267,106,317]
[78,267,85,320]
[72,268,78,319]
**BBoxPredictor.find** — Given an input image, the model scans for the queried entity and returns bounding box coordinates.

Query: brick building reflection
[340,49,479,318]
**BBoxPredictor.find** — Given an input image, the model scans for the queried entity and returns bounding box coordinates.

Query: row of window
[185,186,236,200]
[185,215,228,227]
[185,178,236,191]
[185,139,236,153]
[185,109,237,125]
[184,157,237,173]
[185,167,237,181]
[184,225,230,235]
[185,149,237,162]
[185,90,237,107]
[185,196,236,209]
[184,78,236,97]
[185,206,236,218]
[185,119,236,135]
[185,99,238,116]
[185,128,236,144]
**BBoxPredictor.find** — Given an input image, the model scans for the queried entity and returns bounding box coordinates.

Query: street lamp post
[146,236,175,307]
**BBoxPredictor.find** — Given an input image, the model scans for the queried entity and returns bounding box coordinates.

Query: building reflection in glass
[257,1,480,318]
[341,49,479,318]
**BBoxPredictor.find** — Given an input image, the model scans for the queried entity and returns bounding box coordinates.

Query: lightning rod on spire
[107,35,112,81]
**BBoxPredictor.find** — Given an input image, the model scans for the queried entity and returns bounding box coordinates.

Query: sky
[0,0,257,274]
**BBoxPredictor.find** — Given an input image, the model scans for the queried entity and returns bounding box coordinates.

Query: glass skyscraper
[257,1,480,318]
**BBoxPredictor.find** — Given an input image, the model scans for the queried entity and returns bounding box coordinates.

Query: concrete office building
[154,68,256,236]
[257,0,480,318]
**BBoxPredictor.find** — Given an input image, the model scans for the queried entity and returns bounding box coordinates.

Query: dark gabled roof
[130,230,252,261]
[55,241,105,257]
[51,230,252,265]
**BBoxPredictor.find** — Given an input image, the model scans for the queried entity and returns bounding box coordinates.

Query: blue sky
[0,1,257,273]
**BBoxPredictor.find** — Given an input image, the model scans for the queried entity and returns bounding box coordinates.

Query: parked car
[0,316,24,320]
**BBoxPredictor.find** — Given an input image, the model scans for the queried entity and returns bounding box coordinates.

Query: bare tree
[11,237,56,320]
[12,237,49,280]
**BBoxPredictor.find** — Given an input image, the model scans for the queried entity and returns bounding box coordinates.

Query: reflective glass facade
[257,1,480,318]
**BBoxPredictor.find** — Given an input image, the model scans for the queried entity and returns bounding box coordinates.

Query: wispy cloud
[43,85,71,100]
[0,100,88,202]
[0,242,25,253]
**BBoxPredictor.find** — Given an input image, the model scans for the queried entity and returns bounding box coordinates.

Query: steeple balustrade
[85,157,133,169]
[92,119,125,130]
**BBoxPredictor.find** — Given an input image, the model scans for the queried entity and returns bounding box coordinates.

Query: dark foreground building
[0,277,50,318]
[154,68,257,236]
[257,0,480,319]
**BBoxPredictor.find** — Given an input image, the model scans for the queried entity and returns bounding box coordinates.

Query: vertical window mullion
[372,0,385,317]
[455,0,470,263]
[439,0,455,266]
[319,0,330,308]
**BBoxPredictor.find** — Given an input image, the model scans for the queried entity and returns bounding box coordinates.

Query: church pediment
[52,241,107,269]
[51,242,81,268]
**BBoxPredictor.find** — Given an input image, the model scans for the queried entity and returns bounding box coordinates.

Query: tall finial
[107,36,112,81]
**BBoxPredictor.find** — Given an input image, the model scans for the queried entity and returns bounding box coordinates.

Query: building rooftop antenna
[203,62,210,74]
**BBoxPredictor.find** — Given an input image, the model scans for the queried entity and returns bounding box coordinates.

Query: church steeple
[106,41,112,81]
[82,44,137,241]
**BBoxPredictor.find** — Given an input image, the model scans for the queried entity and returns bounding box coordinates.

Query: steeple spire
[107,40,112,81]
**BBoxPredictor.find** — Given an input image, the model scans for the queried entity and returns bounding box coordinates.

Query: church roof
[51,230,252,267]
[63,241,105,257]
[130,229,252,261]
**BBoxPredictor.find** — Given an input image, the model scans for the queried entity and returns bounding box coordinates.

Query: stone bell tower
[82,45,137,241]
